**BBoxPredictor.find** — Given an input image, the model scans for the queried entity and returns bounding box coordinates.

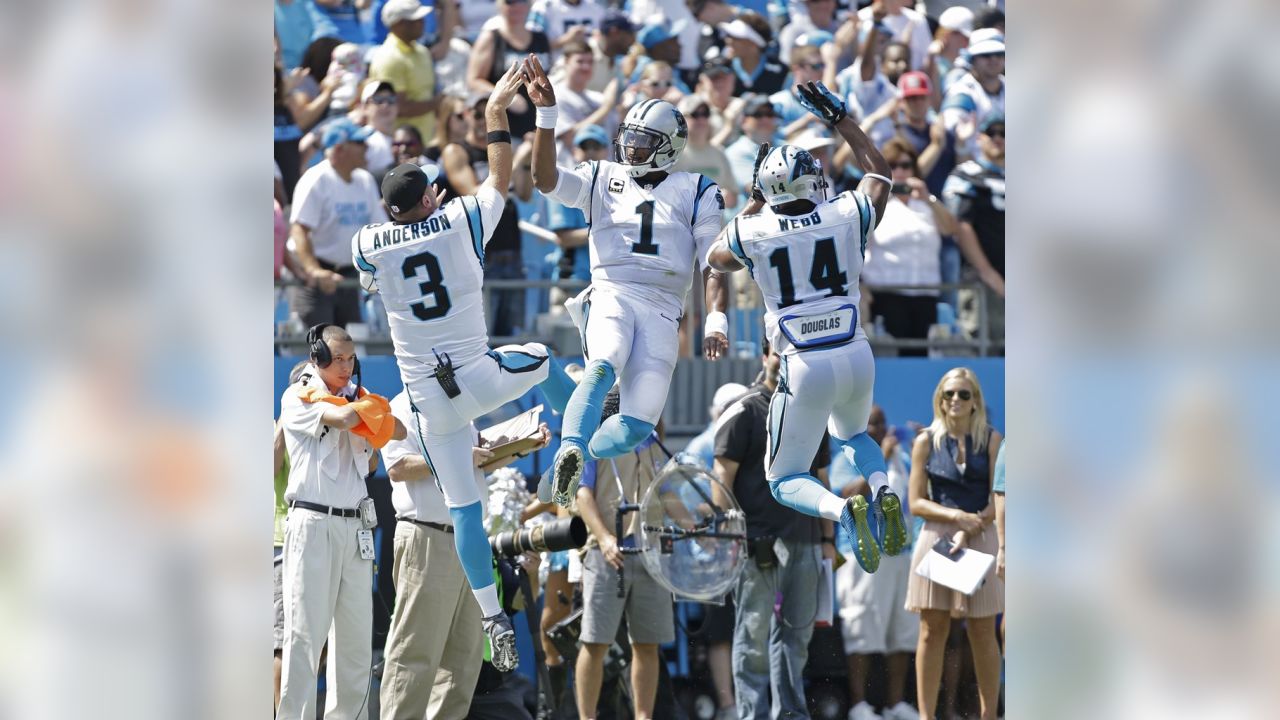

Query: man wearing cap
[351,63,579,674]
[943,112,1005,343]
[929,6,974,95]
[769,44,831,134]
[527,0,606,57]
[290,118,388,328]
[777,0,841,66]
[627,0,703,77]
[359,80,400,179]
[546,125,610,312]
[369,0,439,145]
[941,27,1004,161]
[858,71,957,195]
[627,20,683,85]
[718,11,788,96]
[724,96,782,200]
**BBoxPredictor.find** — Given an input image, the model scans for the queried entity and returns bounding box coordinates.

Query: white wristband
[862,173,892,186]
[535,105,559,130]
[704,311,728,338]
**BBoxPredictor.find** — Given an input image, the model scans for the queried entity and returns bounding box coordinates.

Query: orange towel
[297,386,396,449]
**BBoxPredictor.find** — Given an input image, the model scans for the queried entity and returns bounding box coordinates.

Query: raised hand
[489,61,525,110]
[795,81,848,125]
[521,54,556,108]
[750,142,771,203]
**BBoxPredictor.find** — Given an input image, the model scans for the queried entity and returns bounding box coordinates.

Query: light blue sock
[588,414,655,459]
[559,359,616,449]
[840,432,890,492]
[449,501,497,592]
[769,473,830,518]
[538,354,576,415]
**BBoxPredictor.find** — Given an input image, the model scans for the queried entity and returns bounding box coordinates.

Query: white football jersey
[352,186,506,387]
[723,190,877,355]
[548,159,724,315]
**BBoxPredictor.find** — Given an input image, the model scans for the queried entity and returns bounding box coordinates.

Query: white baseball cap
[381,0,430,28]
[939,6,975,37]
[711,383,748,417]
[967,28,1005,56]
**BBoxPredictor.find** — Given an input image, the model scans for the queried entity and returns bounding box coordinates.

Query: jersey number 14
[768,237,848,306]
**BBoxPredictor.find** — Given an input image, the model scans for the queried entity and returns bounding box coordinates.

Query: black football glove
[750,141,771,203]
[795,81,848,125]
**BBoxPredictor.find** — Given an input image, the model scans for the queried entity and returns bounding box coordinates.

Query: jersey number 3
[403,250,452,320]
[768,237,848,306]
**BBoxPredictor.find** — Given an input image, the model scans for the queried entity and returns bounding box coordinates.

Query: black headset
[307,323,362,393]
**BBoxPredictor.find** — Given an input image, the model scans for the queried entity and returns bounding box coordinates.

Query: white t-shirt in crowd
[381,391,487,525]
[364,128,395,177]
[290,159,387,266]
[857,4,933,71]
[862,196,942,296]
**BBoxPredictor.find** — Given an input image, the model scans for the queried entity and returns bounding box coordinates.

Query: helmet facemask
[614,125,670,171]
[760,146,830,208]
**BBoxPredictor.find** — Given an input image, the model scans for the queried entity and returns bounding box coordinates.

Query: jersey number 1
[631,201,659,255]
[768,237,848,306]
[403,250,452,320]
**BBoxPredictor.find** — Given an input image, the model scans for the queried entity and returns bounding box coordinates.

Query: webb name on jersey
[725,189,877,354]
[549,160,724,316]
[352,186,506,386]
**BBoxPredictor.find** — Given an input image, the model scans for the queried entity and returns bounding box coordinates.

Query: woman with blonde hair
[907,367,1003,720]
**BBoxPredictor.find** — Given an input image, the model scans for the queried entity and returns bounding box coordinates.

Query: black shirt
[924,429,994,514]
[439,141,522,255]
[943,159,1005,276]
[714,383,830,543]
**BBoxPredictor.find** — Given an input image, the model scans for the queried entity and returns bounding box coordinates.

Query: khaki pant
[379,521,483,720]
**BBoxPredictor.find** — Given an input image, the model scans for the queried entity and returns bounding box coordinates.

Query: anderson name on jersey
[546,159,724,316]
[720,189,877,355]
[352,185,506,387]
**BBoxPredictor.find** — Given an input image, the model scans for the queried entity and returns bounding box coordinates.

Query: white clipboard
[915,543,995,596]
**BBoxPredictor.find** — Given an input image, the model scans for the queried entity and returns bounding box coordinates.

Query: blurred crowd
[274,0,1006,356]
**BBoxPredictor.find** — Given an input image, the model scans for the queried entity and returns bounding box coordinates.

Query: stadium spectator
[943,113,1004,344]
[855,0,930,72]
[293,37,348,131]
[694,57,743,147]
[724,96,781,200]
[545,10,636,94]
[719,12,788,96]
[777,0,841,65]
[625,20,684,88]
[627,0,704,81]
[457,0,499,44]
[711,341,834,720]
[391,123,430,166]
[527,0,606,59]
[325,42,368,118]
[673,95,740,211]
[551,42,620,168]
[421,96,467,168]
[927,6,973,96]
[974,5,1004,35]
[275,0,340,70]
[378,390,550,718]
[430,22,477,99]
[277,325,405,720]
[546,125,610,312]
[369,0,440,145]
[289,119,387,327]
[311,0,366,44]
[941,28,1004,161]
[467,0,551,137]
[275,65,307,203]
[622,60,688,107]
[574,390,673,720]
[439,92,527,336]
[862,138,956,355]
[837,405,920,720]
[858,71,955,195]
[770,45,830,137]
[906,368,1003,720]
[357,81,399,180]
[835,21,910,148]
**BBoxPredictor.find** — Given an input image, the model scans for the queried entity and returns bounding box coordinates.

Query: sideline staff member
[277,324,405,720]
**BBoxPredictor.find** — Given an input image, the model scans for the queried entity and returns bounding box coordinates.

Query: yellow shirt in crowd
[369,34,436,143]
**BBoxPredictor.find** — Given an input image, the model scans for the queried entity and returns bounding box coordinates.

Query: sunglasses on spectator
[797,63,825,71]
[749,111,777,119]
[985,127,1005,138]
[943,389,972,401]
[690,110,711,118]
[646,79,673,88]
[391,140,419,147]
[890,161,915,169]
[368,96,396,105]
